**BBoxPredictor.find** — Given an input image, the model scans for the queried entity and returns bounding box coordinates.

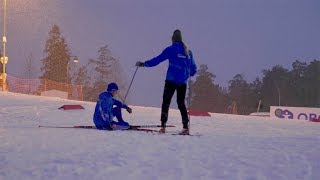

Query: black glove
[126,106,132,114]
[135,61,144,67]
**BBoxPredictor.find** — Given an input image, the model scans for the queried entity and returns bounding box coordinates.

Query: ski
[131,128,202,136]
[38,125,159,133]
[38,125,96,129]
[131,125,175,128]
[169,133,202,137]
[142,130,202,136]
[38,125,199,135]
[38,125,174,130]
[127,128,159,133]
[151,132,202,136]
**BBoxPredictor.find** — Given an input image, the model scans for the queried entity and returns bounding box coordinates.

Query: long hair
[172,29,190,58]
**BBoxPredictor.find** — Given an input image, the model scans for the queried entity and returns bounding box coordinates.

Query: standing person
[135,29,197,135]
[93,82,132,130]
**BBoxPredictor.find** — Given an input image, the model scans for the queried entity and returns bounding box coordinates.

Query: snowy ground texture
[1,92,320,180]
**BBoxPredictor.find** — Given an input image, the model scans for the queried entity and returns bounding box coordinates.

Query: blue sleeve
[113,99,128,109]
[189,50,197,77]
[144,47,171,67]
[98,94,113,124]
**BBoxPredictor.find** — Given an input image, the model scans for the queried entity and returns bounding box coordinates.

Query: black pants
[161,80,189,129]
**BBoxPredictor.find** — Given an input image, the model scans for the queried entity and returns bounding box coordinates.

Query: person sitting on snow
[93,82,132,130]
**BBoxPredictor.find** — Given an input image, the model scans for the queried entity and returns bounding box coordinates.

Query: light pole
[1,0,7,91]
[256,91,262,112]
[276,86,281,106]
[274,81,281,106]
[67,56,78,84]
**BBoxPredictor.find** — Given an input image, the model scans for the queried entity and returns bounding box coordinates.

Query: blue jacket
[93,92,128,129]
[144,42,197,84]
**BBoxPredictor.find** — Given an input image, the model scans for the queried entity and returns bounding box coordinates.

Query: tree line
[11,24,319,113]
[190,61,320,114]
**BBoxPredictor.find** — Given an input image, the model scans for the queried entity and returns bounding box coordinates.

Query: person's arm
[144,47,170,67]
[136,47,171,67]
[113,99,127,108]
[114,99,132,113]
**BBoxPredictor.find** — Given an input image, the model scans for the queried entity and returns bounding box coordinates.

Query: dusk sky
[2,0,320,107]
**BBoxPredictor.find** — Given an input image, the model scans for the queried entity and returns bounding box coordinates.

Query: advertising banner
[270,106,320,120]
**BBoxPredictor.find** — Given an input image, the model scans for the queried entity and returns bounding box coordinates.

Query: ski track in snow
[1,91,320,180]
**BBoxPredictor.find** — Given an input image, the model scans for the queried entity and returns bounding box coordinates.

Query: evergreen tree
[23,53,38,94]
[84,45,126,102]
[73,64,90,100]
[260,65,294,111]
[228,74,247,114]
[40,24,71,83]
[24,53,37,79]
[290,60,308,106]
[106,55,127,102]
[251,77,263,111]
[228,74,260,114]
[303,60,320,107]
[73,64,88,86]
[190,64,222,112]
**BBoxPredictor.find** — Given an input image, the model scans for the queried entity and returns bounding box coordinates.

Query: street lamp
[67,56,79,83]
[276,86,281,106]
[1,0,7,91]
[274,81,281,106]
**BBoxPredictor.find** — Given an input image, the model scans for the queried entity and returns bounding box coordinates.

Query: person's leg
[93,114,112,130]
[112,107,130,130]
[112,106,123,122]
[112,106,130,127]
[176,83,189,129]
[161,81,176,128]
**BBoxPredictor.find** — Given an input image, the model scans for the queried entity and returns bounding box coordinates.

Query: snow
[1,91,320,180]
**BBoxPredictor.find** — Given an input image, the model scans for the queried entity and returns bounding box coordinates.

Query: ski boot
[158,127,166,134]
[178,128,189,135]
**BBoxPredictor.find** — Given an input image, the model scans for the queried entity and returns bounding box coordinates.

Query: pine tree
[72,64,89,100]
[291,60,308,106]
[304,60,320,107]
[24,53,38,94]
[228,74,256,114]
[260,65,293,110]
[24,53,37,79]
[190,64,217,112]
[84,45,126,102]
[108,57,127,102]
[40,24,71,83]
[73,65,88,86]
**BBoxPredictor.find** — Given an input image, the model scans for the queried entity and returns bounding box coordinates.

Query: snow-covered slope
[1,91,319,180]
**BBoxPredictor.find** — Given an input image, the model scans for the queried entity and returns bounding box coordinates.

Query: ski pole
[123,66,139,103]
[188,78,191,129]
[187,53,193,130]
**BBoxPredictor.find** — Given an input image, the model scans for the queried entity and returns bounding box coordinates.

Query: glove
[135,61,144,67]
[126,106,132,114]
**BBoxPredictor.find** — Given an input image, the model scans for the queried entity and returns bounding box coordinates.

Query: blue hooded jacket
[93,91,128,129]
[144,42,197,84]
